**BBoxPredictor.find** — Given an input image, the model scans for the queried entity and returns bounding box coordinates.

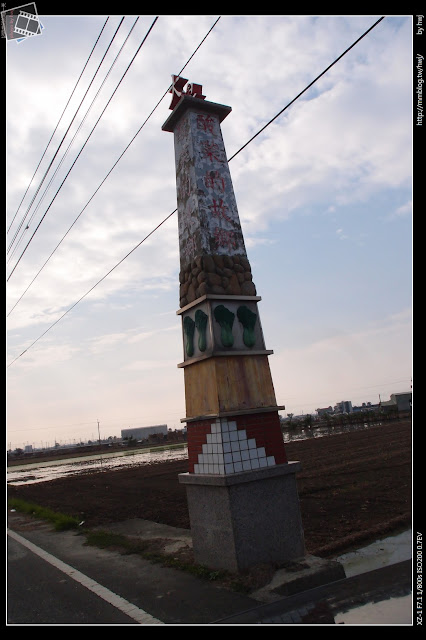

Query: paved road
[7,514,258,625]
[7,513,413,625]
[8,533,142,624]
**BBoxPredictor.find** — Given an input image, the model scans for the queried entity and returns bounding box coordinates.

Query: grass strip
[8,500,255,593]
[8,498,80,531]
[83,529,233,583]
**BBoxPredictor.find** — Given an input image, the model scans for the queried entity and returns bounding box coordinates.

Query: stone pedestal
[179,462,305,572]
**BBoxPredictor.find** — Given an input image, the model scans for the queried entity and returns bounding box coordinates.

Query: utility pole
[97,419,103,468]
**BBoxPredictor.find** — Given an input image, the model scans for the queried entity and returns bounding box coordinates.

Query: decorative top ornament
[169,75,205,110]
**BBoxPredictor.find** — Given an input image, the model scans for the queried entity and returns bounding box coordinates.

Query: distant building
[316,406,334,416]
[24,445,33,453]
[334,401,353,414]
[121,425,168,441]
[381,392,412,412]
[352,402,378,413]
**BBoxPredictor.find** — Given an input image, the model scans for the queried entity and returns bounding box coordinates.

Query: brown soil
[7,420,412,559]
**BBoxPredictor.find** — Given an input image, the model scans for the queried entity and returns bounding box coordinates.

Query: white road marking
[7,529,164,624]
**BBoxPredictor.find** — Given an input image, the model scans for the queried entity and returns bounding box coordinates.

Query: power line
[227,15,385,162]
[7,17,138,265]
[6,17,110,236]
[7,210,176,368]
[7,16,221,316]
[7,17,124,256]
[7,15,384,367]
[6,17,158,280]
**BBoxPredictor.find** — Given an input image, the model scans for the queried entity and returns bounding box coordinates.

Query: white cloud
[386,200,413,221]
[7,342,81,371]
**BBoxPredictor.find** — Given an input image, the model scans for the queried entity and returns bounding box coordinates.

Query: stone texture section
[179,253,256,308]
[186,411,287,474]
[179,462,306,572]
[163,97,257,308]
[172,106,247,272]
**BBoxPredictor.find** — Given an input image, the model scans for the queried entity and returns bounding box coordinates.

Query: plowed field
[8,420,412,557]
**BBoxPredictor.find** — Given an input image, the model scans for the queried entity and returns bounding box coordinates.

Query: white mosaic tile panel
[194,418,276,475]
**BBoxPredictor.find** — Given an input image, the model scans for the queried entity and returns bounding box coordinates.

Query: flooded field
[335,593,412,625]
[282,420,381,443]
[7,444,189,486]
[334,529,412,624]
[7,421,377,487]
[7,420,387,487]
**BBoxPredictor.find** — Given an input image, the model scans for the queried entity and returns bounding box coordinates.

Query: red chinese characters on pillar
[202,141,224,163]
[209,198,231,222]
[204,170,225,192]
[214,227,236,251]
[197,114,215,134]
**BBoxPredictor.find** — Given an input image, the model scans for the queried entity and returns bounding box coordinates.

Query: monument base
[178,461,305,573]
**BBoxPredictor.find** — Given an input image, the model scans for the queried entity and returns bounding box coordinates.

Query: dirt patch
[7,420,412,558]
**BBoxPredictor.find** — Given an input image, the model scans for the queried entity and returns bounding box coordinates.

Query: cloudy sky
[6,14,413,450]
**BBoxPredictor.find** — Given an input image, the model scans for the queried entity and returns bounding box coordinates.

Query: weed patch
[83,528,232,583]
[8,498,80,531]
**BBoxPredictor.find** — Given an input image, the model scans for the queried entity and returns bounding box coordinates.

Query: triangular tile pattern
[193,418,276,475]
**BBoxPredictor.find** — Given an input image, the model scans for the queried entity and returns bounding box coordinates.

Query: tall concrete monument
[162,76,305,573]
